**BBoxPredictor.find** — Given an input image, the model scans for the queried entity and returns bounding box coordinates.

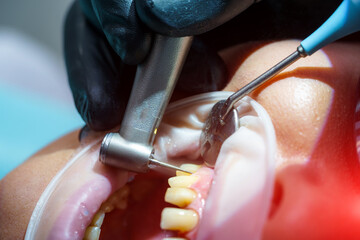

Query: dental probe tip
[149,158,193,174]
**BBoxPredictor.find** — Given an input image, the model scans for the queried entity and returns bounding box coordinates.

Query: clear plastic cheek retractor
[201,0,360,167]
[99,35,193,174]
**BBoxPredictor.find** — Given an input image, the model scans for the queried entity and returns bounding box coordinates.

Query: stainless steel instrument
[99,35,193,174]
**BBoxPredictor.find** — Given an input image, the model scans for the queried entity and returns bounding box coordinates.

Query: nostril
[268,180,283,219]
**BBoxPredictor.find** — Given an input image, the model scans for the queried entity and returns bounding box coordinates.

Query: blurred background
[0,0,84,179]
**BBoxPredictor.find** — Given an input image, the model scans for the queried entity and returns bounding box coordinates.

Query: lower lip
[49,178,111,240]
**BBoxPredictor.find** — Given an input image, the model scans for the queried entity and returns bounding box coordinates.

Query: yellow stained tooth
[176,164,201,176]
[100,185,130,212]
[160,207,198,232]
[100,202,114,213]
[112,185,130,210]
[165,187,196,207]
[91,211,105,227]
[168,176,199,188]
[84,226,101,240]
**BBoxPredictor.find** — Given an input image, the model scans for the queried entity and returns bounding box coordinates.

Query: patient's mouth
[80,96,276,240]
[82,164,210,240]
[26,93,275,240]
[83,185,130,240]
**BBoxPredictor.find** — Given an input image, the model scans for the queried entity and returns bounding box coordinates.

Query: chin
[24,92,277,240]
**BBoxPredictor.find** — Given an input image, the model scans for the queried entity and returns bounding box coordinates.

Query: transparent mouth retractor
[25,91,234,240]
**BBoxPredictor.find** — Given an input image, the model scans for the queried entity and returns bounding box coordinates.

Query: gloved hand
[64,0,256,131]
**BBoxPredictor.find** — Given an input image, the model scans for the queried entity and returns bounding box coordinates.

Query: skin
[0,131,81,239]
[1,40,360,239]
[221,40,360,167]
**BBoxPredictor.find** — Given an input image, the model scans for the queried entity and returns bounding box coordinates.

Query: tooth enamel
[176,164,201,176]
[165,187,196,207]
[91,211,105,227]
[100,185,130,212]
[83,226,100,240]
[100,202,114,213]
[168,176,199,188]
[113,185,130,210]
[160,207,198,232]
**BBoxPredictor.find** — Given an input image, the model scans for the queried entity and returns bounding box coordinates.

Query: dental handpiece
[99,35,193,174]
[219,0,360,122]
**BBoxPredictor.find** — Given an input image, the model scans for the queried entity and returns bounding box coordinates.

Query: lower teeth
[83,164,201,239]
[83,184,130,240]
[90,211,105,227]
[83,226,100,240]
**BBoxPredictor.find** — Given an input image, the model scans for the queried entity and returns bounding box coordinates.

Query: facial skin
[222,40,360,239]
[222,40,360,167]
[1,39,360,239]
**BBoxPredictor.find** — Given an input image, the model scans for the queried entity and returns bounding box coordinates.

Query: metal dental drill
[99,35,193,174]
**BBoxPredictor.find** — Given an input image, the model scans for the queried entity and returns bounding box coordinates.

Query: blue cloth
[0,82,84,179]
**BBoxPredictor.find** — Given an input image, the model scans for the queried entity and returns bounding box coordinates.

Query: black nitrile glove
[65,0,352,131]
[64,0,256,131]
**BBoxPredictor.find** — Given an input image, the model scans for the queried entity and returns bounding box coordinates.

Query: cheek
[263,164,360,240]
[224,40,336,166]
[222,40,360,238]
[256,78,333,166]
[0,130,80,239]
[0,149,76,239]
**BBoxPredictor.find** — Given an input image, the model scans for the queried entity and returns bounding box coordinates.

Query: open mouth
[25,92,276,240]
